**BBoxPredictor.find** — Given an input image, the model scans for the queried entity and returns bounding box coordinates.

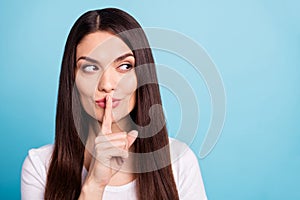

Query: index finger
[101,95,112,135]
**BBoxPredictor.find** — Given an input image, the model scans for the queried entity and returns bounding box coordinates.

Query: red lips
[95,97,121,108]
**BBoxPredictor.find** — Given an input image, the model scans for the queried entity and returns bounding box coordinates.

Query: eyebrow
[76,52,134,65]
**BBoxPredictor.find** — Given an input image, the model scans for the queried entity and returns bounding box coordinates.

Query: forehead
[76,31,133,64]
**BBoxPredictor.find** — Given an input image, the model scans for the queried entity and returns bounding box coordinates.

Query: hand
[85,95,138,188]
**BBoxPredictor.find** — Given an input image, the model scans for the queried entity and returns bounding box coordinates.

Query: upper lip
[95,97,121,103]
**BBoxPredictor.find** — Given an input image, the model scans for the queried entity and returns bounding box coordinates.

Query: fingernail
[106,95,110,101]
[130,130,138,138]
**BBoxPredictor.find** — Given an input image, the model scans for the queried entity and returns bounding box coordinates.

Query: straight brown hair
[45,8,179,200]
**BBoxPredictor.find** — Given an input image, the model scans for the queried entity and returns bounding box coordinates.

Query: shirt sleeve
[21,148,48,200]
[176,146,208,200]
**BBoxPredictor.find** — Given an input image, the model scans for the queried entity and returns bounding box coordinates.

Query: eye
[81,65,99,73]
[117,63,133,72]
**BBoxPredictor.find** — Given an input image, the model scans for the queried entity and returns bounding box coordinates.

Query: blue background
[1,0,299,199]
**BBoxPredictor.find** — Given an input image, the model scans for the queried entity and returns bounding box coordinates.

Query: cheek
[129,91,136,110]
[75,74,98,98]
[75,74,101,119]
[118,73,137,95]
[115,73,137,115]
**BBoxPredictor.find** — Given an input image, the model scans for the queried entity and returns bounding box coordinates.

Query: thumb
[126,130,138,149]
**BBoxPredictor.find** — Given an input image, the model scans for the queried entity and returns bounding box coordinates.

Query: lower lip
[96,101,120,109]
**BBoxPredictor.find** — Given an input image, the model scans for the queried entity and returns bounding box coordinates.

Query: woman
[21,8,207,200]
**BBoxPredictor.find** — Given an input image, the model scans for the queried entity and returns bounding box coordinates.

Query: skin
[76,31,138,199]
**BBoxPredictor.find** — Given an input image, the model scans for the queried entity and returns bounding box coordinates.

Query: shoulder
[168,138,207,200]
[21,144,54,191]
[169,137,198,166]
[27,144,54,158]
[24,144,54,169]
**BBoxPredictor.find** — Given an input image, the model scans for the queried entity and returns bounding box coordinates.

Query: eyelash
[81,65,99,73]
[117,63,133,72]
[80,63,133,73]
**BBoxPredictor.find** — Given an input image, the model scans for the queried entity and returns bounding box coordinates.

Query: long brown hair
[45,8,179,200]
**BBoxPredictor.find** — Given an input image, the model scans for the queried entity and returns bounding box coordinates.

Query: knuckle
[123,151,129,158]
[120,140,126,146]
[95,135,105,143]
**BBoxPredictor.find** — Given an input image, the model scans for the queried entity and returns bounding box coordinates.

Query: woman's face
[75,31,137,123]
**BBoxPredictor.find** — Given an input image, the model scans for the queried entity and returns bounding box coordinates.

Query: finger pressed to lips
[96,94,137,153]
[101,94,113,135]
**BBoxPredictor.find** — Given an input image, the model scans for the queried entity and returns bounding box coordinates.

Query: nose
[97,67,116,93]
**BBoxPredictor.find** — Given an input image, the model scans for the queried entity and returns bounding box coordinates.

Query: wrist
[79,179,106,200]
[84,178,106,191]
